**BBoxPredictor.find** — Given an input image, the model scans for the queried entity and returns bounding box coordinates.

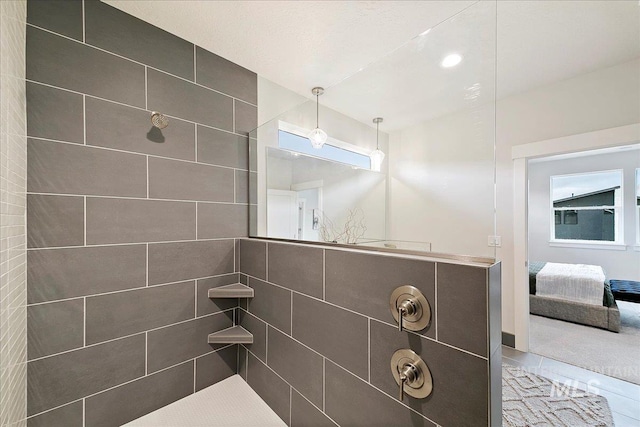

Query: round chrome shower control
[391,349,433,401]
[390,285,431,332]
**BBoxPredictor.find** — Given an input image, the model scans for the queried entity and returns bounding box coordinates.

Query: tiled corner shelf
[208,283,254,298]
[208,326,253,344]
[208,284,253,345]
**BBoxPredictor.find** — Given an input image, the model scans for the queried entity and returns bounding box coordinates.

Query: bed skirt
[529,294,620,332]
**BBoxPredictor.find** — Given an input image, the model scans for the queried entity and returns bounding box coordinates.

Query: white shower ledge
[123,375,286,426]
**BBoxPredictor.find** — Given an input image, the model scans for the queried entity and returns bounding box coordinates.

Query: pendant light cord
[376,120,379,150]
[316,94,319,128]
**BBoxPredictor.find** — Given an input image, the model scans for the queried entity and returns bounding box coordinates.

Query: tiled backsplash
[25,1,255,425]
[239,239,502,427]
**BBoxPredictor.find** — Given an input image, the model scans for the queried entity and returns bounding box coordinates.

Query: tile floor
[503,345,640,427]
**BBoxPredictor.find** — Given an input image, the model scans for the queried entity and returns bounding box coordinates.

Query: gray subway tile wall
[84,361,195,427]
[84,0,195,81]
[27,26,146,107]
[195,345,238,391]
[239,239,502,427]
[26,82,84,143]
[25,0,256,424]
[25,401,83,427]
[85,96,197,161]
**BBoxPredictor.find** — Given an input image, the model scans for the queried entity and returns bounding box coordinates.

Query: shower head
[150,112,169,129]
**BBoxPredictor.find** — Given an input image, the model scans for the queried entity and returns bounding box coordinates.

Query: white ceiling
[106,0,640,130]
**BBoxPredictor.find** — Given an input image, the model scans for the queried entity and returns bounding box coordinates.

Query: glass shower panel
[250,1,497,259]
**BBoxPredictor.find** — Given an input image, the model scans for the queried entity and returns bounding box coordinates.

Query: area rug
[529,301,640,385]
[503,364,614,426]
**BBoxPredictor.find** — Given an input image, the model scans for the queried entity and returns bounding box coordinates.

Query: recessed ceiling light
[441,53,462,68]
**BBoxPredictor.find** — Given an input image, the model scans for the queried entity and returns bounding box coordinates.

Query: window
[277,127,372,170]
[550,170,623,243]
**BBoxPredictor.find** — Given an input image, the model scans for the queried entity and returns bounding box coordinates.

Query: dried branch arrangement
[319,208,367,244]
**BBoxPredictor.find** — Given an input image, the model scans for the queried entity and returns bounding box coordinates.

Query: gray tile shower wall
[239,239,502,427]
[25,1,256,425]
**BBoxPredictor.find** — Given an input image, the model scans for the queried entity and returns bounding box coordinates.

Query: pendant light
[308,87,327,149]
[370,117,385,172]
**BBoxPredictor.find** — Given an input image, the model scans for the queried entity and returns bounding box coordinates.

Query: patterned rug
[503,364,614,426]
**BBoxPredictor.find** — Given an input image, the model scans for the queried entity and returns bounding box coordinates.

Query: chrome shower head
[150,112,169,129]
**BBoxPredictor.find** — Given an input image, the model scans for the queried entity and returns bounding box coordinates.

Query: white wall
[388,103,496,257]
[528,151,640,280]
[497,59,640,335]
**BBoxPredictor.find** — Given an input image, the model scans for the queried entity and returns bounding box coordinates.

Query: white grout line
[27,190,244,206]
[83,196,87,246]
[144,66,148,110]
[82,94,86,145]
[194,123,198,162]
[322,249,326,300]
[81,0,85,43]
[434,263,438,341]
[27,346,236,422]
[27,309,236,363]
[146,155,149,198]
[26,23,258,107]
[194,281,198,318]
[290,291,293,334]
[193,356,197,393]
[245,345,249,383]
[232,99,236,133]
[367,318,371,382]
[25,80,251,139]
[83,297,87,347]
[146,243,149,287]
[193,44,197,81]
[195,201,199,240]
[265,242,269,282]
[233,170,237,204]
[145,332,148,375]
[27,236,235,252]
[28,135,251,173]
[322,357,326,412]
[240,273,489,361]
[265,326,269,365]
[289,386,292,425]
[27,271,238,308]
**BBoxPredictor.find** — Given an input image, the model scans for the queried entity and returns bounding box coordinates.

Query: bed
[529,261,620,332]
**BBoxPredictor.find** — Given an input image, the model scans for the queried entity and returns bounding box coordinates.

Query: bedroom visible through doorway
[526,144,640,386]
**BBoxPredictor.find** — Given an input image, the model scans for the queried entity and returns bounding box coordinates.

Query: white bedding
[536,262,605,306]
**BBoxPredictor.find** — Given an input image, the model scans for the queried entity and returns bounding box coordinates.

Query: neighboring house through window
[550,170,623,243]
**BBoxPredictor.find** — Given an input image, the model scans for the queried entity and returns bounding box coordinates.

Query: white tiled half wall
[0,1,28,426]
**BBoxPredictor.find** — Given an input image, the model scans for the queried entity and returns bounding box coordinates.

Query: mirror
[251,1,497,258]
[266,145,386,244]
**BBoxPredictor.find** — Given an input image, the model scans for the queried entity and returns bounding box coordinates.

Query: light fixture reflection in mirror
[308,87,328,148]
[370,117,385,172]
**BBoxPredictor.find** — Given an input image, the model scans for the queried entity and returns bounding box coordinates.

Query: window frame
[277,121,374,170]
[549,169,624,246]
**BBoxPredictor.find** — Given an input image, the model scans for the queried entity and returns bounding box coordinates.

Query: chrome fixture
[308,87,327,149]
[391,349,432,401]
[370,117,385,172]
[390,285,430,332]
[150,111,169,129]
